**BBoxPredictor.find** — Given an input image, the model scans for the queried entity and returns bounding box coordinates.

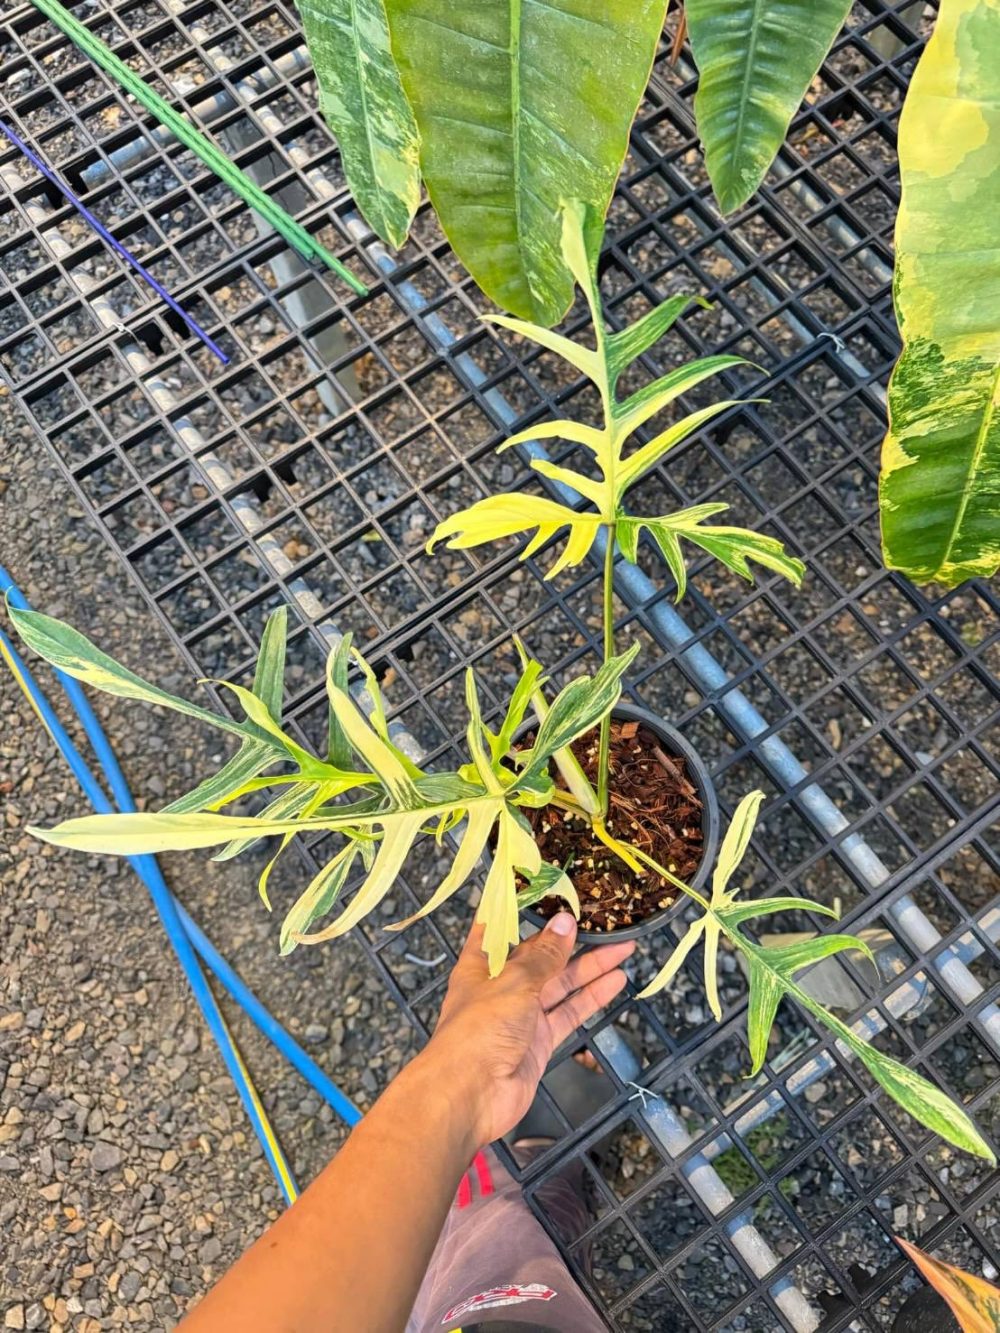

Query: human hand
[422,914,635,1147]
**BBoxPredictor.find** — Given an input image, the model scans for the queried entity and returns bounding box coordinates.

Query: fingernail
[548,912,575,937]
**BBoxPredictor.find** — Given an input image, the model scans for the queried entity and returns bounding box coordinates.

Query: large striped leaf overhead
[383,0,668,325]
[880,0,1000,585]
[686,0,852,214]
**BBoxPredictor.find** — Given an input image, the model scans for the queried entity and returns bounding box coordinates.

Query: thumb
[510,912,577,989]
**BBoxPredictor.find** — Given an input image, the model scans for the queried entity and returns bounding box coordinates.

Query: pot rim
[520,701,720,944]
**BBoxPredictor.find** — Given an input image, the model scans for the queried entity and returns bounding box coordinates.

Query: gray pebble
[89,1141,122,1172]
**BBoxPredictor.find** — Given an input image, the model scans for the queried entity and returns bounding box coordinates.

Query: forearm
[179,1049,482,1333]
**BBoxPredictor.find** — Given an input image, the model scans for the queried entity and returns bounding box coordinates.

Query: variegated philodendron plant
[9,202,993,1161]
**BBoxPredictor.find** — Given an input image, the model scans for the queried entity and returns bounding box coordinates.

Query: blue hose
[2,569,362,1198]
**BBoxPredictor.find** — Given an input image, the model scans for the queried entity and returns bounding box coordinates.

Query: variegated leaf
[429,494,603,578]
[617,505,805,601]
[880,0,1000,585]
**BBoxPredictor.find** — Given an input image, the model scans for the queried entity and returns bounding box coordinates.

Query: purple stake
[0,116,229,365]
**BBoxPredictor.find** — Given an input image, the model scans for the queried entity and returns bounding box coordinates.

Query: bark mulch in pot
[521,718,704,933]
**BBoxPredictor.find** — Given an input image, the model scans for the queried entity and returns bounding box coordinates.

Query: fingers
[506,912,577,990]
[539,938,636,1011]
[545,968,629,1049]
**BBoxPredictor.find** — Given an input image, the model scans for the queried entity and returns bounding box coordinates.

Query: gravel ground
[0,395,420,1330]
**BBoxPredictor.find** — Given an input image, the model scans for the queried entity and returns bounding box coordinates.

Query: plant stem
[596,533,616,819]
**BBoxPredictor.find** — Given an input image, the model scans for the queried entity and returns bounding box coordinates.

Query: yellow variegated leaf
[528,459,608,510]
[498,419,609,461]
[486,314,600,383]
[712,790,766,903]
[480,805,540,976]
[28,810,293,854]
[386,800,499,931]
[616,398,752,496]
[293,810,427,944]
[10,607,245,737]
[325,677,420,807]
[703,919,722,1021]
[280,842,360,956]
[880,0,1000,585]
[614,358,751,447]
[617,505,805,602]
[215,681,327,777]
[429,495,603,578]
[637,918,706,998]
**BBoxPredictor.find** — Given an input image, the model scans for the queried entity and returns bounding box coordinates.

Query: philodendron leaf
[617,505,805,602]
[712,789,766,900]
[520,642,641,783]
[298,0,420,248]
[9,606,245,738]
[252,606,288,719]
[429,495,603,578]
[896,1236,1000,1333]
[686,0,853,214]
[384,0,668,325]
[325,633,354,770]
[280,842,361,955]
[880,0,1000,586]
[161,740,276,816]
[848,1030,994,1163]
[515,860,580,917]
[621,790,995,1161]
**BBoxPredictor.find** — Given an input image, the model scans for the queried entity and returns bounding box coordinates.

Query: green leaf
[614,355,750,446]
[429,494,603,577]
[488,654,546,766]
[618,506,805,602]
[298,0,420,247]
[762,933,877,976]
[880,0,1000,586]
[523,664,600,818]
[616,395,752,495]
[252,607,288,720]
[745,954,783,1073]
[719,895,839,928]
[515,860,580,917]
[520,642,640,785]
[686,0,853,214]
[280,842,361,955]
[851,1038,994,1164]
[161,740,275,815]
[384,0,668,325]
[163,607,289,816]
[326,634,354,770]
[606,295,711,388]
[712,789,766,902]
[9,607,245,738]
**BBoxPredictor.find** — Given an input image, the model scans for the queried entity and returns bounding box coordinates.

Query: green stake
[30,0,367,295]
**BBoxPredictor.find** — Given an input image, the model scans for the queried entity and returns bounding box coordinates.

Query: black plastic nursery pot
[520,701,721,945]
